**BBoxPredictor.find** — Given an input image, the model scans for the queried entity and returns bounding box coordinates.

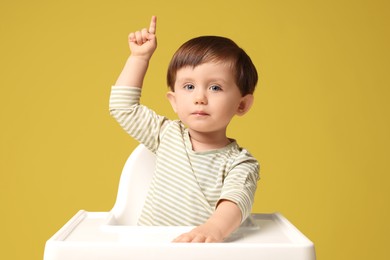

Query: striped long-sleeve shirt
[109,86,259,226]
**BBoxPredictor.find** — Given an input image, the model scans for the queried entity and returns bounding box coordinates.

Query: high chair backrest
[110,144,156,225]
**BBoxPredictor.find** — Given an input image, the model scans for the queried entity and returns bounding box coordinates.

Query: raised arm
[115,16,157,87]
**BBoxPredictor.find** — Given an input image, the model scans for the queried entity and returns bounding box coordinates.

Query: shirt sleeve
[109,86,168,153]
[219,152,260,223]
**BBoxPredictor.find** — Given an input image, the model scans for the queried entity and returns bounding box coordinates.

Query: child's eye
[184,84,195,90]
[210,85,222,92]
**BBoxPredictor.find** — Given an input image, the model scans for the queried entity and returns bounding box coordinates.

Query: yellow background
[1,0,389,259]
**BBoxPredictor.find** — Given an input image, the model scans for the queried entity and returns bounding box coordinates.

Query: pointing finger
[149,15,157,34]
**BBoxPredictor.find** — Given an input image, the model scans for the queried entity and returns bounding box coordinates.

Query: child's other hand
[128,16,157,60]
[172,200,241,243]
[172,223,224,243]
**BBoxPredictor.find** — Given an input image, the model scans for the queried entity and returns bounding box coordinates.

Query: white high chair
[44,144,316,260]
[108,144,156,226]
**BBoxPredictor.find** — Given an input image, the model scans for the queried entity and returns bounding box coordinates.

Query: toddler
[109,16,259,242]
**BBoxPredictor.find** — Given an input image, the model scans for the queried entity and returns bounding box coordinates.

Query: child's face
[167,62,252,135]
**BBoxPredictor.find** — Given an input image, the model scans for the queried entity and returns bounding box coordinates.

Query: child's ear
[166,91,177,113]
[236,94,254,116]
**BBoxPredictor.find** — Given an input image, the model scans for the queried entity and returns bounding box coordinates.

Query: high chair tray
[44,210,315,260]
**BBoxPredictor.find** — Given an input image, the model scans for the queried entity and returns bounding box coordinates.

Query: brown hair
[167,36,258,96]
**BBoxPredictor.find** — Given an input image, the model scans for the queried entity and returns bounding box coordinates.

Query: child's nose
[194,89,207,105]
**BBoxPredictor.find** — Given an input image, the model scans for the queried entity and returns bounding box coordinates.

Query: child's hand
[172,222,224,243]
[114,16,157,86]
[128,16,157,60]
[172,200,241,243]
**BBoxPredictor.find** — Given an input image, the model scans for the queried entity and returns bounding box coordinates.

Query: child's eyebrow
[176,77,194,82]
[176,77,229,84]
[174,77,195,85]
[205,78,230,86]
[210,77,228,83]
